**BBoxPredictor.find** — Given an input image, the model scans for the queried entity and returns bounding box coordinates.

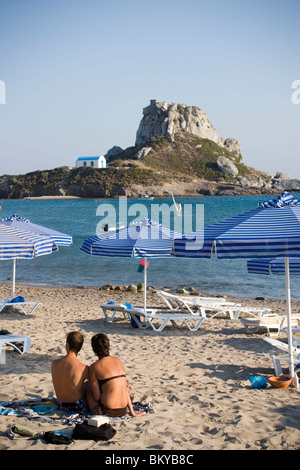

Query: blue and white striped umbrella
[171,192,300,260]
[1,214,72,246]
[81,218,181,311]
[247,258,300,276]
[0,224,58,298]
[172,192,300,385]
[0,224,58,259]
[0,214,72,298]
[81,218,179,258]
[258,192,300,208]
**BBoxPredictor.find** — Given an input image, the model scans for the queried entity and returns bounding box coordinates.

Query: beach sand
[0,283,300,452]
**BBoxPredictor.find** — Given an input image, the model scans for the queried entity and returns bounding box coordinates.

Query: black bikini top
[98,374,126,389]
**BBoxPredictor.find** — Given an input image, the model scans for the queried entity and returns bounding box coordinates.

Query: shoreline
[0,279,294,304]
[23,195,81,200]
[2,189,298,201]
[1,282,300,451]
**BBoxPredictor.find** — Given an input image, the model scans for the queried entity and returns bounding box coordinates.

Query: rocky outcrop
[135,146,152,160]
[216,156,239,176]
[135,100,241,157]
[1,100,300,199]
[104,146,124,160]
[271,172,300,190]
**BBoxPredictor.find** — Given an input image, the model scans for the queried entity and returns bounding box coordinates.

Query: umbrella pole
[285,257,298,387]
[144,257,147,313]
[12,259,16,298]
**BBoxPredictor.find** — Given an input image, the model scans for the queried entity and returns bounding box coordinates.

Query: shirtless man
[51,331,97,414]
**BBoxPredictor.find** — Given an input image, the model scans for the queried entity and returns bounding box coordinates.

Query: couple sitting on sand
[51,331,146,418]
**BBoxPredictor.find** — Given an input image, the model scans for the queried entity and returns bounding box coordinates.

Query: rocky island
[1,99,299,199]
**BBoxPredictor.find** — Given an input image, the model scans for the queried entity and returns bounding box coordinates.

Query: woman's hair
[91,333,110,358]
[66,331,85,354]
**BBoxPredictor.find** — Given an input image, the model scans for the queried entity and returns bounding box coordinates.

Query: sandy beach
[0,282,300,452]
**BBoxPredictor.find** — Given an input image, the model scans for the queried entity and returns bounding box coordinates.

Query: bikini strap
[98,374,126,386]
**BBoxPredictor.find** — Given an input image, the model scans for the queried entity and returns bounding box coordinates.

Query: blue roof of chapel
[77,156,102,161]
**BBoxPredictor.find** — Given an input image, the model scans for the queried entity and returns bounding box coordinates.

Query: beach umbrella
[247,258,300,276]
[171,191,300,386]
[0,224,58,297]
[1,215,73,246]
[80,218,181,312]
[1,214,72,297]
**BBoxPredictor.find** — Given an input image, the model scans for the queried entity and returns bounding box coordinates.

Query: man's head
[66,331,85,355]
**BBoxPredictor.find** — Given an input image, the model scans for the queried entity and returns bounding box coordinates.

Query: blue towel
[125,302,139,327]
[130,315,141,328]
[11,296,25,303]
[0,399,58,416]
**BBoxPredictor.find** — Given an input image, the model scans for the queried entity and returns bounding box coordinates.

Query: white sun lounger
[124,307,206,332]
[0,299,42,316]
[233,306,272,319]
[281,327,300,346]
[155,290,233,310]
[100,302,127,323]
[241,314,300,337]
[263,336,300,376]
[0,334,31,363]
[155,290,272,320]
[155,290,244,319]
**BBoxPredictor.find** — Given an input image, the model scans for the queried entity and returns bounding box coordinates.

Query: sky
[1,0,300,178]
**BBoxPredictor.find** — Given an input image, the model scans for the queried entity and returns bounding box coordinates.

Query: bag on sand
[72,422,116,441]
[43,431,74,445]
[248,375,268,389]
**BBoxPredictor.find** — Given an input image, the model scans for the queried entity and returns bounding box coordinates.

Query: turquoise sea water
[1,193,300,301]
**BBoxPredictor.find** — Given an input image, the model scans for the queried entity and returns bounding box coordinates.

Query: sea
[1,193,300,302]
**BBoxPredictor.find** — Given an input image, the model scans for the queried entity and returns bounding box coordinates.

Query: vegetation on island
[0,133,272,199]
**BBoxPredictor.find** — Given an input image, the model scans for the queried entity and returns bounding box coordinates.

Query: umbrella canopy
[0,224,58,259]
[247,258,300,276]
[80,218,181,311]
[171,192,300,386]
[0,224,58,297]
[171,192,300,260]
[0,214,72,298]
[1,214,72,246]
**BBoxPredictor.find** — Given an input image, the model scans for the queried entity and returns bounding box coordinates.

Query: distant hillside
[0,133,298,198]
[0,165,163,199]
[108,133,247,180]
[1,99,300,198]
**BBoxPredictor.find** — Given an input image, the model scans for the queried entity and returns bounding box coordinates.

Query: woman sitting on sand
[89,333,146,418]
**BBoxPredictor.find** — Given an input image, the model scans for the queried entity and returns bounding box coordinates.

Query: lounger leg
[0,345,5,364]
[23,337,31,354]
[268,327,280,337]
[269,350,283,376]
[209,310,227,319]
[15,302,42,315]
[232,309,241,319]
[24,303,42,315]
[169,317,205,331]
[102,307,116,322]
[151,318,170,331]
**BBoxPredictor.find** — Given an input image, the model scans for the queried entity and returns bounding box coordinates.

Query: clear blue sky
[1,0,300,178]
